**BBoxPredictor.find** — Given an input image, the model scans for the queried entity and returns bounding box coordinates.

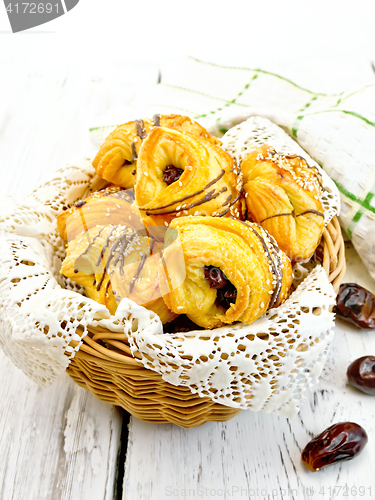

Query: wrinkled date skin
[301,422,368,472]
[335,283,375,329]
[347,356,375,395]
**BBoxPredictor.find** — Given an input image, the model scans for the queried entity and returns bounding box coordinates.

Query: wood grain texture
[120,58,375,500]
[122,248,375,500]
[1,46,375,500]
[0,59,158,500]
[0,355,123,500]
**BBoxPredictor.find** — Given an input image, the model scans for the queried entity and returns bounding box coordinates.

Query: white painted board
[0,357,123,500]
[0,59,158,500]
[1,38,374,500]
[122,246,375,500]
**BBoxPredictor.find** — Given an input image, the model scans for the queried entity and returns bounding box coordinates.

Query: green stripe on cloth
[333,180,375,215]
[333,179,375,239]
[333,180,360,204]
[364,191,375,206]
[347,210,363,238]
[295,109,375,130]
[195,77,258,119]
[161,83,231,104]
[334,84,375,107]
[315,109,375,127]
[353,210,364,223]
[291,108,375,139]
[292,116,304,137]
[189,57,339,97]
[163,74,260,120]
[339,110,375,127]
[299,96,317,113]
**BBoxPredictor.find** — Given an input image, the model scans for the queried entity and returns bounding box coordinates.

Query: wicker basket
[66,216,346,428]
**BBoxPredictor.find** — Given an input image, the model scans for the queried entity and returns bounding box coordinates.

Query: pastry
[57,185,143,242]
[134,126,243,233]
[60,224,176,323]
[162,216,293,329]
[241,144,325,261]
[92,114,221,189]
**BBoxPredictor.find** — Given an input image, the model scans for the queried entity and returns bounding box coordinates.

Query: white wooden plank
[1,35,374,500]
[122,243,375,500]
[121,52,375,500]
[0,59,158,500]
[0,353,123,500]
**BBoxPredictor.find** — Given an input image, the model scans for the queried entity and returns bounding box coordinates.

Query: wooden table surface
[1,52,375,500]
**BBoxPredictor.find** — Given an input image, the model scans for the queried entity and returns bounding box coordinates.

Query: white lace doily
[0,159,148,385]
[127,266,335,417]
[0,118,339,417]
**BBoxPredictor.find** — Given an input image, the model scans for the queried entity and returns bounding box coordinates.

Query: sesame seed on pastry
[163,216,293,329]
[241,144,325,262]
[92,114,222,189]
[60,224,176,323]
[134,127,243,236]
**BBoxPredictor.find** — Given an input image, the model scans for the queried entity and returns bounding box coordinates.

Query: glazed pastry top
[163,216,293,329]
[92,114,221,189]
[59,115,328,329]
[134,126,243,231]
[241,144,325,261]
[57,185,142,242]
[60,224,176,323]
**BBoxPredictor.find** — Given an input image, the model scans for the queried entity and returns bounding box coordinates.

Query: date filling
[204,266,237,309]
[163,165,184,185]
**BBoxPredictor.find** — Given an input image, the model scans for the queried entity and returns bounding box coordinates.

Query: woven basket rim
[69,215,346,367]
[67,215,345,427]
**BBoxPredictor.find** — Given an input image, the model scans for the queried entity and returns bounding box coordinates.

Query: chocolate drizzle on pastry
[129,238,155,293]
[221,195,233,207]
[215,188,243,217]
[230,159,241,174]
[75,226,107,272]
[239,221,283,308]
[266,235,284,308]
[145,188,226,216]
[135,119,147,140]
[266,147,324,192]
[296,210,324,218]
[76,226,139,292]
[103,186,135,202]
[95,227,118,291]
[96,227,116,268]
[140,169,226,212]
[259,208,324,225]
[261,213,292,223]
[153,114,160,127]
[283,154,307,161]
[131,142,137,162]
[113,232,138,273]
[75,222,158,297]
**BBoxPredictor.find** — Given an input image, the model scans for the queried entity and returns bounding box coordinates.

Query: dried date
[204,266,237,309]
[347,356,375,395]
[301,422,368,472]
[204,266,228,289]
[335,283,375,329]
[163,165,184,185]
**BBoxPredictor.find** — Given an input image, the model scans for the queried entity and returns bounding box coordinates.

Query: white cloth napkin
[93,57,375,280]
